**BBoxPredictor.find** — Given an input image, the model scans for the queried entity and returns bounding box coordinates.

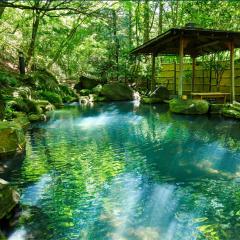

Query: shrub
[0,71,18,87]
[39,91,63,105]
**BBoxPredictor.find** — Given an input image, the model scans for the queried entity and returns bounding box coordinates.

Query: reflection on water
[3,102,240,240]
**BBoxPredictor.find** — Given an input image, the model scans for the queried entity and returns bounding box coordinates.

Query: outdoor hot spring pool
[2,101,240,240]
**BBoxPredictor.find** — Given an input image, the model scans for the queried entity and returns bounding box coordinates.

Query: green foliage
[38,91,63,105]
[0,71,18,87]
[7,98,41,114]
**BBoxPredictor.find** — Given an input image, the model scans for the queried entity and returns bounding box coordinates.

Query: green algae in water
[3,102,240,240]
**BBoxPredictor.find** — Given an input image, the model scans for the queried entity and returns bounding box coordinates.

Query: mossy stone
[101,83,134,101]
[0,179,20,220]
[28,114,46,122]
[12,112,30,130]
[0,121,26,157]
[169,99,209,115]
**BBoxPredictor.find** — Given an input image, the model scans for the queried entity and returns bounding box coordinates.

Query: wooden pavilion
[130,23,240,103]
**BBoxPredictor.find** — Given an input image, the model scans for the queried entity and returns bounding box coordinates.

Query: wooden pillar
[151,53,156,92]
[178,37,184,97]
[174,61,177,95]
[230,41,235,103]
[192,56,196,93]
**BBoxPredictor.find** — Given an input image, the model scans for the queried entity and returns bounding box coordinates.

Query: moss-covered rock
[34,100,54,112]
[101,83,134,101]
[12,112,30,130]
[0,121,25,158]
[169,99,209,115]
[92,84,103,94]
[0,178,20,220]
[79,89,91,96]
[38,91,63,106]
[222,109,240,119]
[28,113,47,123]
[7,98,42,115]
[74,76,100,90]
[141,97,163,104]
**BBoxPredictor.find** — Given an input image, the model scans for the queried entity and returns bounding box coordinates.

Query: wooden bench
[191,92,230,103]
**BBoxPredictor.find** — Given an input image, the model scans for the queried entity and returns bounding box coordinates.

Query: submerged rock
[28,113,47,123]
[169,99,209,115]
[101,83,134,101]
[0,121,26,158]
[0,178,20,220]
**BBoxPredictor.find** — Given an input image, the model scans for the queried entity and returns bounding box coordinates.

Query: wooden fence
[156,62,240,99]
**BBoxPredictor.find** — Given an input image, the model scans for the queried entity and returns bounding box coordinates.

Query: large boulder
[0,121,26,158]
[151,86,169,100]
[101,83,134,101]
[169,99,209,115]
[74,76,100,90]
[0,178,20,220]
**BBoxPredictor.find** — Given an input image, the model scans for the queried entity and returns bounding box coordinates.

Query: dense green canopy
[0,0,240,81]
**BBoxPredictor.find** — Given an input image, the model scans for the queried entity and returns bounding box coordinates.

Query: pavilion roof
[130,26,240,57]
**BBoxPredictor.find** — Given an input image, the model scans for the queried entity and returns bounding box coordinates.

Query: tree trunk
[0,6,5,19]
[143,0,150,43]
[112,10,119,81]
[26,11,40,66]
[158,1,163,35]
[128,4,133,49]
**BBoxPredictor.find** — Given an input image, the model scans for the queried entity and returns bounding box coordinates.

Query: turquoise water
[3,101,240,240]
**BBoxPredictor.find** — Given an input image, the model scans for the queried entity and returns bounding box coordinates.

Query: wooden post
[174,61,177,95]
[192,56,196,93]
[230,41,235,103]
[151,53,156,92]
[178,36,184,97]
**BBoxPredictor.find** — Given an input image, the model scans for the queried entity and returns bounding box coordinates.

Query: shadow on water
[4,101,240,240]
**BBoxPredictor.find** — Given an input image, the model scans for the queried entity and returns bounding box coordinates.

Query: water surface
[3,102,240,240]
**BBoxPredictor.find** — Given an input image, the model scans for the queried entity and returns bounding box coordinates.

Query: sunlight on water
[3,102,240,240]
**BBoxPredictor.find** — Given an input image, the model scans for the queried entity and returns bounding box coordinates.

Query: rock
[222,109,240,119]
[101,83,134,101]
[74,76,100,90]
[151,86,169,100]
[34,100,54,112]
[0,121,26,158]
[222,103,240,119]
[79,96,89,104]
[169,99,209,115]
[13,87,31,99]
[28,114,47,122]
[13,112,30,130]
[88,94,107,102]
[0,179,20,220]
[141,97,163,104]
[79,89,91,96]
[92,84,103,94]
